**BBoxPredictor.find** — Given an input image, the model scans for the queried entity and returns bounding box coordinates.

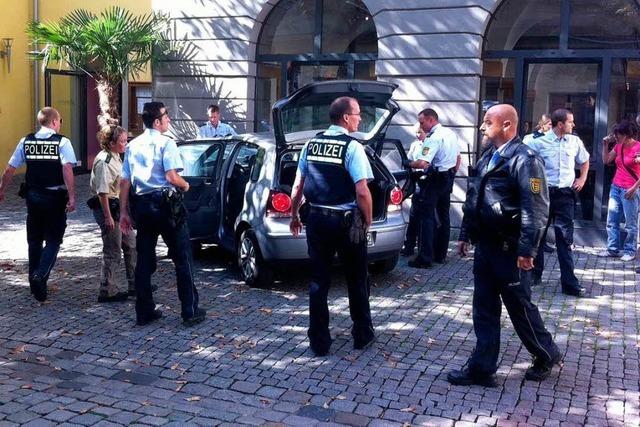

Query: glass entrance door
[522,62,600,221]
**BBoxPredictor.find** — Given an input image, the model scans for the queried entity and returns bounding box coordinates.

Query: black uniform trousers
[403,187,420,251]
[305,208,374,352]
[468,241,559,375]
[132,192,199,322]
[416,170,455,263]
[25,188,68,289]
[533,187,581,292]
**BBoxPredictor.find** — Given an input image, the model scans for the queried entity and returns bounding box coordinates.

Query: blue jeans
[606,184,639,256]
[132,192,199,321]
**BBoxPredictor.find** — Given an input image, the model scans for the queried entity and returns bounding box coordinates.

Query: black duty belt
[309,206,349,218]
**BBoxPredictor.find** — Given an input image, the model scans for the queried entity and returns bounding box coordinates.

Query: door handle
[203,178,212,185]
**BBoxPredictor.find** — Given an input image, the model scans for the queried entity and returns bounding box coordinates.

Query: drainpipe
[33,0,39,130]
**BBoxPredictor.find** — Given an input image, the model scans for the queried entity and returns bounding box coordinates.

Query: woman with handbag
[89,125,136,302]
[600,120,640,262]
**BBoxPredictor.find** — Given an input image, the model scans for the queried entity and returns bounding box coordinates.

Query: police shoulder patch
[422,147,430,156]
[105,153,112,164]
[530,177,542,194]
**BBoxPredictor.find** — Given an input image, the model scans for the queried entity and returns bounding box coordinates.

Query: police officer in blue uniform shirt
[525,108,589,297]
[290,96,375,357]
[119,102,206,327]
[197,104,237,138]
[0,107,77,302]
[405,108,461,268]
[449,104,561,387]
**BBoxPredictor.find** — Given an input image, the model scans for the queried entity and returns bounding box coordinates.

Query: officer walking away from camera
[525,108,589,297]
[89,125,136,303]
[448,104,561,387]
[119,101,206,327]
[0,107,76,302]
[405,108,461,268]
[290,96,375,356]
[197,104,237,138]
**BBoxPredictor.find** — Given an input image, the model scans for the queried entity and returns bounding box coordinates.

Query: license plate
[366,232,375,247]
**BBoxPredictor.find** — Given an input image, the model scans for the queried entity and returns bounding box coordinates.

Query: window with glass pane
[570,0,640,49]
[355,61,376,80]
[256,63,281,132]
[485,0,561,50]
[481,59,516,107]
[321,0,376,53]
[257,0,316,55]
[287,63,347,95]
[180,144,222,177]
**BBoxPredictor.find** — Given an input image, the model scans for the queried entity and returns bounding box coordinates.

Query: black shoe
[98,291,129,303]
[183,308,206,327]
[408,257,432,269]
[309,344,330,357]
[562,286,587,297]
[525,353,562,381]
[434,258,447,264]
[400,247,415,257]
[30,274,47,302]
[136,309,163,326]
[447,368,497,387]
[354,335,375,350]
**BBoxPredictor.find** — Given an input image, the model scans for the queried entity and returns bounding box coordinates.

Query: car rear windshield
[281,104,390,141]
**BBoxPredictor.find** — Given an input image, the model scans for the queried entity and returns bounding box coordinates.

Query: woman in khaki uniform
[89,125,136,302]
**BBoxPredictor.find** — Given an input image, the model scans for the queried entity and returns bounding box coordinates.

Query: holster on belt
[162,188,186,227]
[344,208,367,245]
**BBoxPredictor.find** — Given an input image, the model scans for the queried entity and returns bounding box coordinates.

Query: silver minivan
[178,80,413,286]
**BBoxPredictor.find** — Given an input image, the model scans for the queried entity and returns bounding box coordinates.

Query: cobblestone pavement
[0,174,638,427]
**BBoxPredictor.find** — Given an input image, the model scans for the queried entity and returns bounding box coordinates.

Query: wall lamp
[0,38,13,73]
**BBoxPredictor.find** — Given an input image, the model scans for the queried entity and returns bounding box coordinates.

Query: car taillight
[267,190,292,217]
[387,186,403,212]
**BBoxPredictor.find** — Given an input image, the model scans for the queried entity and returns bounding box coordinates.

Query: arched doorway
[254,0,378,131]
[482,0,640,230]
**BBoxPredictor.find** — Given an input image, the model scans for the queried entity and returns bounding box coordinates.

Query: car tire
[237,229,274,288]
[370,253,399,274]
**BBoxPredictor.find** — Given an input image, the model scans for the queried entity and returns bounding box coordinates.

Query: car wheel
[237,229,274,287]
[370,253,399,274]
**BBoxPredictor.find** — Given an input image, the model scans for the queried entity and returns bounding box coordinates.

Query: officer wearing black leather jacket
[448,104,562,387]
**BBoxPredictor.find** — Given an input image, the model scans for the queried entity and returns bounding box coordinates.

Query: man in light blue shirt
[197,104,237,138]
[120,101,206,327]
[525,108,589,297]
[0,107,77,302]
[405,108,461,267]
[289,96,375,357]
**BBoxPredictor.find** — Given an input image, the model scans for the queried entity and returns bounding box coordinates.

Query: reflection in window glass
[570,1,640,49]
[179,144,221,177]
[321,0,377,54]
[257,0,315,55]
[256,63,281,132]
[485,0,561,50]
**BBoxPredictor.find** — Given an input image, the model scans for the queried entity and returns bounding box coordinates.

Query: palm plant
[27,7,172,128]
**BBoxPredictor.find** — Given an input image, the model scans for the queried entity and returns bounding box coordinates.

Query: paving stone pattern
[0,175,638,426]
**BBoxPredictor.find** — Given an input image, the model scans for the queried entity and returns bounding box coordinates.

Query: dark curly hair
[613,119,638,139]
[97,125,127,151]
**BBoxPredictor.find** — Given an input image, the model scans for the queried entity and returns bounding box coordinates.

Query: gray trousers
[93,208,136,296]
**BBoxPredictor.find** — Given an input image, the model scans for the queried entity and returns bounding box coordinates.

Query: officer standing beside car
[525,108,589,297]
[0,107,76,302]
[119,101,206,327]
[448,104,561,387]
[405,108,461,268]
[289,96,375,357]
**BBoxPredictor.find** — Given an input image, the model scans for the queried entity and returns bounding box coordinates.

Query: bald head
[480,104,519,147]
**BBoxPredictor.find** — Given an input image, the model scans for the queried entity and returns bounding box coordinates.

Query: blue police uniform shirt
[197,122,237,138]
[525,129,589,188]
[415,123,460,171]
[122,128,184,195]
[9,126,77,190]
[298,125,373,209]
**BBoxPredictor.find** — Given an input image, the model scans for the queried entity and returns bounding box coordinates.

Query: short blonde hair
[97,125,127,151]
[37,107,60,127]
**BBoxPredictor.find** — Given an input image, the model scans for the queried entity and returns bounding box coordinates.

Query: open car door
[374,139,415,200]
[177,140,225,242]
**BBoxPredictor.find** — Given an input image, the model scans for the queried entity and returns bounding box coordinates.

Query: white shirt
[525,130,590,188]
[407,139,423,161]
[197,122,237,138]
[415,123,460,171]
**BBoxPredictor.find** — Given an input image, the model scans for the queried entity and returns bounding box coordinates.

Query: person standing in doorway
[0,107,76,302]
[525,108,589,297]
